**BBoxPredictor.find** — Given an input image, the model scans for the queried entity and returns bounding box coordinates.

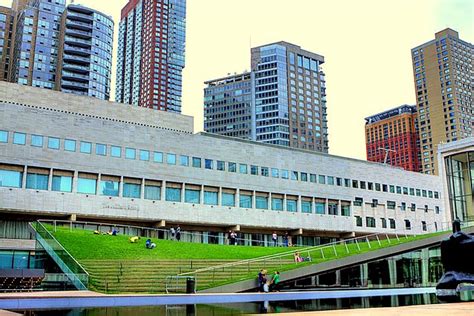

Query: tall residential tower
[365,105,421,172]
[204,42,328,153]
[411,28,473,175]
[116,0,186,113]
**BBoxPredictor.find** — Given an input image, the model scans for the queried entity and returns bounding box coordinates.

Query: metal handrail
[177,220,462,278]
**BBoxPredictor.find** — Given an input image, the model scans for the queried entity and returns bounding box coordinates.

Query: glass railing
[31,222,89,290]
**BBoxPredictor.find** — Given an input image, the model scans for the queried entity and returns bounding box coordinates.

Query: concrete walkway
[270,302,474,315]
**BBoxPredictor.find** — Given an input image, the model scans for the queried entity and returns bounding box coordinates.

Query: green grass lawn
[48,225,301,260]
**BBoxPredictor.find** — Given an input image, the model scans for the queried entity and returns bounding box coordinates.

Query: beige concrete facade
[0,82,446,240]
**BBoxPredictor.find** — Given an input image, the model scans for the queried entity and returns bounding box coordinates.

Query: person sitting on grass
[129,236,140,243]
[145,239,156,249]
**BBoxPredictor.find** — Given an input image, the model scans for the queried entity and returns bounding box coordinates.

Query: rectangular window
[411,203,416,212]
[315,202,325,214]
[328,202,338,215]
[80,142,92,154]
[318,175,326,184]
[0,130,8,143]
[366,217,376,228]
[403,187,408,195]
[185,188,200,203]
[381,218,387,229]
[217,161,225,171]
[341,204,350,216]
[344,179,351,187]
[13,132,26,145]
[354,197,363,206]
[0,168,23,188]
[145,185,161,200]
[336,178,342,186]
[205,159,213,169]
[222,192,235,207]
[123,182,141,198]
[180,155,189,166]
[310,174,317,183]
[167,154,176,165]
[125,148,136,159]
[77,176,97,195]
[239,164,248,174]
[26,172,48,190]
[64,139,76,152]
[52,175,72,192]
[301,201,312,213]
[281,170,289,179]
[405,220,411,230]
[140,150,150,161]
[422,221,427,231]
[256,196,268,209]
[389,218,396,229]
[272,198,283,211]
[261,167,269,177]
[239,194,252,208]
[251,165,258,175]
[228,162,236,172]
[390,185,395,193]
[291,171,298,181]
[204,190,218,205]
[100,179,119,197]
[166,187,181,202]
[355,216,363,227]
[31,135,43,147]
[422,190,427,197]
[387,201,396,209]
[192,157,201,168]
[154,152,164,163]
[47,137,60,150]
[375,183,381,191]
[327,176,334,185]
[409,188,415,196]
[287,200,297,212]
[96,144,107,156]
[400,202,406,211]
[271,168,279,178]
[396,186,402,194]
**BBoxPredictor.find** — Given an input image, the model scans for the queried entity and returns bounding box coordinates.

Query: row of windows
[0,130,441,200]
[355,216,428,231]
[0,165,351,216]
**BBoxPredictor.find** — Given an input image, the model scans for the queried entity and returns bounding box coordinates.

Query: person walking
[272,231,278,247]
[227,230,232,245]
[271,271,280,292]
[230,231,237,245]
[283,231,289,247]
[176,225,181,241]
[170,227,175,240]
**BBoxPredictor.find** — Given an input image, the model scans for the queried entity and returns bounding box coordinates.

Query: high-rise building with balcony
[0,6,13,81]
[251,42,328,152]
[411,28,473,175]
[204,72,252,139]
[5,1,113,100]
[116,0,186,113]
[204,42,328,153]
[365,105,421,172]
[56,4,114,100]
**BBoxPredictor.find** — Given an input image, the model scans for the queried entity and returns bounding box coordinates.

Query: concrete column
[72,170,78,193]
[181,183,186,203]
[48,168,53,191]
[268,192,272,210]
[388,258,397,286]
[325,198,329,215]
[283,195,287,211]
[337,200,341,216]
[200,185,204,205]
[421,248,430,286]
[161,180,166,201]
[119,176,124,197]
[360,263,369,287]
[22,165,27,188]
[218,232,224,245]
[140,178,145,199]
[96,174,101,196]
[202,231,208,244]
[252,191,256,209]
[312,197,316,213]
[236,189,240,208]
[263,234,268,247]
[218,187,222,206]
[297,196,302,213]
[335,270,341,286]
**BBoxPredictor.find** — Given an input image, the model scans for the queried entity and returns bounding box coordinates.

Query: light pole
[378,147,396,164]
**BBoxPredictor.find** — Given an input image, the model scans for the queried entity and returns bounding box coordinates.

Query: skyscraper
[365,105,421,172]
[411,28,473,175]
[0,6,13,82]
[251,42,328,152]
[116,0,186,113]
[7,0,114,100]
[204,42,328,153]
[56,4,114,100]
[204,72,252,139]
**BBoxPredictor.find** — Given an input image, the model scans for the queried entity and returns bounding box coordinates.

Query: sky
[1,0,472,159]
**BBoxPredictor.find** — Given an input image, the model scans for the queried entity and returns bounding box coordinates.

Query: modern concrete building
[204,72,252,139]
[204,42,328,153]
[0,5,13,82]
[56,4,114,100]
[115,0,186,113]
[411,28,473,175]
[438,137,474,223]
[0,82,447,246]
[365,105,421,172]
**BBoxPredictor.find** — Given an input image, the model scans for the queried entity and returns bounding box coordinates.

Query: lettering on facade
[102,203,139,211]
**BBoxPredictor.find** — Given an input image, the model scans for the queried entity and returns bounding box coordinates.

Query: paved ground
[268,302,474,315]
[0,310,20,316]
